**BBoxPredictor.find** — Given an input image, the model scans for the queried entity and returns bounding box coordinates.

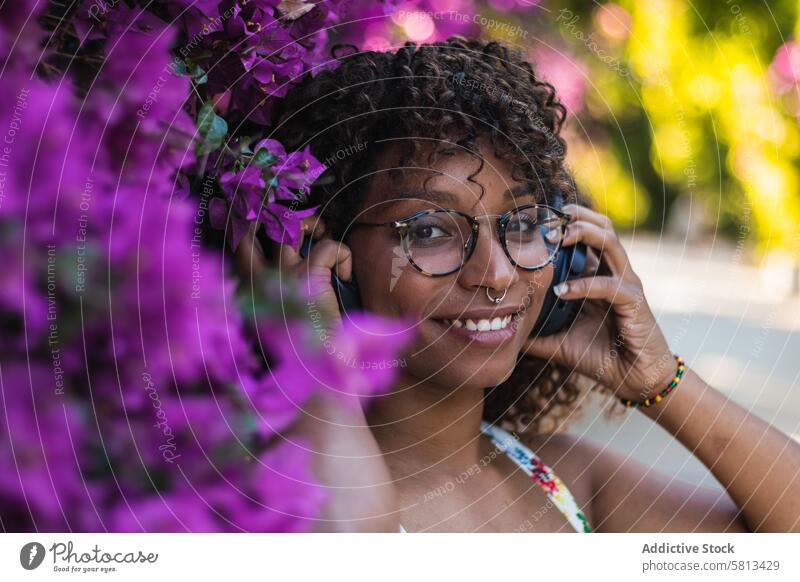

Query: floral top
[398,422,592,533]
[480,421,592,533]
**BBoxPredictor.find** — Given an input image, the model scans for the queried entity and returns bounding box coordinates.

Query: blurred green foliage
[478,0,800,256]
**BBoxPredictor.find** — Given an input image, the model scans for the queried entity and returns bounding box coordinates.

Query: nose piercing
[486,287,507,304]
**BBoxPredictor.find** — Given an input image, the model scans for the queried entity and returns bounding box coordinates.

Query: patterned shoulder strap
[480,421,592,533]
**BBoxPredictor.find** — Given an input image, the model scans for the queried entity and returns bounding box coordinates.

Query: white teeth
[444,315,513,331]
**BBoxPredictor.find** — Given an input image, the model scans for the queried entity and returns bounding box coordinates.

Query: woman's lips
[431,314,521,348]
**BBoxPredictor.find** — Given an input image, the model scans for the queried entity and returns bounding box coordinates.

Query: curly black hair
[271,36,592,435]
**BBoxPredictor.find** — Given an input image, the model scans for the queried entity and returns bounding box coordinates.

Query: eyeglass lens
[402,207,564,275]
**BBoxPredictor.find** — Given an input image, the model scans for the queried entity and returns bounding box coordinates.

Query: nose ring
[486,287,507,304]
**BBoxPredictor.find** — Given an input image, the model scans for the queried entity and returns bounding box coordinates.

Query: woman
[245,37,800,532]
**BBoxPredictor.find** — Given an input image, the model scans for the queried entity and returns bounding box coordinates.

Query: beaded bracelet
[619,354,686,408]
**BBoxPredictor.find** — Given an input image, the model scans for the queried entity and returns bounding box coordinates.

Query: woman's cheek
[353,253,418,319]
[512,268,552,332]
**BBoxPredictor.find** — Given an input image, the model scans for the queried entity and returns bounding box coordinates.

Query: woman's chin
[406,353,517,391]
[447,365,516,390]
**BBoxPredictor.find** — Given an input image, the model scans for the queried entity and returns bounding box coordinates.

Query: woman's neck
[365,372,487,478]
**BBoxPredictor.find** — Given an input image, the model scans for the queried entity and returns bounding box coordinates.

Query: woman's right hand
[235,220,352,328]
[277,222,352,330]
[236,220,399,532]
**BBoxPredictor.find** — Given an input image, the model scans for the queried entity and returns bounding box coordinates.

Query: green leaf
[171,59,189,76]
[192,64,207,85]
[195,101,228,155]
[252,147,276,167]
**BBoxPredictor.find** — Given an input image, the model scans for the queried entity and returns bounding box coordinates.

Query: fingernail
[545,228,560,243]
[554,282,568,296]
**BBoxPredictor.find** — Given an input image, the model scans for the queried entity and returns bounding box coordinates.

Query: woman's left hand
[523,203,677,402]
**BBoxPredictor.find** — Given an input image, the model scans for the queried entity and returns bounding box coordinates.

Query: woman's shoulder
[522,431,601,467]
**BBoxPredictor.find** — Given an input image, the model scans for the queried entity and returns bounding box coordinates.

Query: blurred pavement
[565,233,800,489]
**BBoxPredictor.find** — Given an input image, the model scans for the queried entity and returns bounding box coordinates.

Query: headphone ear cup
[531,242,587,336]
[531,248,568,336]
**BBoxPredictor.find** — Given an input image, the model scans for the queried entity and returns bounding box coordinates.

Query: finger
[554,275,642,307]
[235,222,267,278]
[274,216,326,271]
[276,239,303,273]
[583,247,601,276]
[302,215,327,240]
[562,203,615,231]
[304,238,353,283]
[562,220,633,279]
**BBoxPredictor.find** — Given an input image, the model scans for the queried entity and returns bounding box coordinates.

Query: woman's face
[346,141,555,391]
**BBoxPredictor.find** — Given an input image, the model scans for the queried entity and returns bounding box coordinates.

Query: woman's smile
[429,307,522,348]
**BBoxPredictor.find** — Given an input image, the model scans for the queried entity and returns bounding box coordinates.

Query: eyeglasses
[351,204,571,277]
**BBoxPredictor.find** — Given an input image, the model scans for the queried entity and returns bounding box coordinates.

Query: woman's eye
[410,223,447,240]
[507,216,535,233]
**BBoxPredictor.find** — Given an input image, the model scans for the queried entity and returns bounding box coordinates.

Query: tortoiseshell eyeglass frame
[351,203,572,277]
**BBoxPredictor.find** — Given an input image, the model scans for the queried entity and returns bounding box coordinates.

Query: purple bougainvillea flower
[73,2,170,44]
[222,0,282,41]
[241,47,306,98]
[109,435,324,532]
[272,145,326,194]
[254,312,414,419]
[209,196,254,251]
[0,0,411,535]
[0,363,88,531]
[217,166,272,248]
[215,141,325,248]
[108,494,222,532]
[84,16,195,193]
[216,165,283,248]
[238,438,327,532]
[0,72,99,351]
[96,187,252,397]
[0,0,44,68]
[0,75,93,243]
[220,166,269,220]
[262,202,317,248]
[245,319,323,432]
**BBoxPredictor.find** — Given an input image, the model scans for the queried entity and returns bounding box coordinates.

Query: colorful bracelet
[619,354,686,408]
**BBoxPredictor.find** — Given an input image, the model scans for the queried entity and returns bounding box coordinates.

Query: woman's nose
[457,225,518,292]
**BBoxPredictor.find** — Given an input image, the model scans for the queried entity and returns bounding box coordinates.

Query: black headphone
[530,189,587,336]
